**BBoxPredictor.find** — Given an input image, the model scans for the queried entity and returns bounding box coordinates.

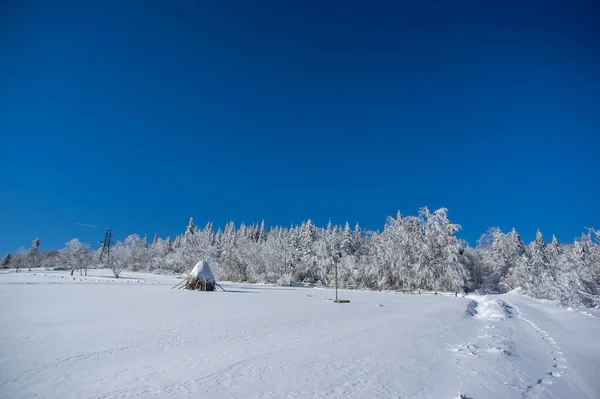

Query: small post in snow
[335,257,338,302]
[333,252,350,303]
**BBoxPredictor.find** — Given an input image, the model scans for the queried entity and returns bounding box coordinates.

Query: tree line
[2,207,599,306]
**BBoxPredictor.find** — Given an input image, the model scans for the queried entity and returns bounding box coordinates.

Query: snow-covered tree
[124,234,149,272]
[205,222,215,246]
[529,230,553,298]
[298,220,317,282]
[1,253,11,268]
[550,235,562,257]
[9,209,599,307]
[27,238,41,271]
[14,247,26,272]
[499,229,528,291]
[480,228,510,288]
[109,242,128,278]
[185,217,196,237]
[341,222,354,256]
[258,220,267,243]
[61,238,90,276]
[415,208,467,291]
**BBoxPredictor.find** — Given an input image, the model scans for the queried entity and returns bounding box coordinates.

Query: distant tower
[99,229,113,264]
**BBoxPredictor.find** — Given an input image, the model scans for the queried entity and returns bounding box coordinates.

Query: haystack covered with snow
[185,260,216,291]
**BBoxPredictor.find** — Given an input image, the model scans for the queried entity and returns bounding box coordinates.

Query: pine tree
[512,229,527,255]
[532,230,547,261]
[528,230,553,298]
[482,228,509,288]
[341,222,354,256]
[239,223,248,240]
[173,235,182,248]
[185,217,196,237]
[224,221,236,245]
[204,222,215,246]
[249,224,259,242]
[258,220,267,243]
[550,235,563,257]
[500,228,529,291]
[215,229,223,248]
[354,223,362,239]
[299,220,317,281]
[1,253,11,268]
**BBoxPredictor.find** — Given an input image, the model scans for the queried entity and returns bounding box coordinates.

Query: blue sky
[1,0,599,254]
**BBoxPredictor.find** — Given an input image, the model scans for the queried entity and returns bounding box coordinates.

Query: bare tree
[109,242,127,278]
[14,247,26,273]
[27,238,41,271]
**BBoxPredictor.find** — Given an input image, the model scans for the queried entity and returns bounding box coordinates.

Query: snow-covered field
[1,270,599,399]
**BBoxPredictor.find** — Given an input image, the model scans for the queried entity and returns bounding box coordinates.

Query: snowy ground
[1,269,599,399]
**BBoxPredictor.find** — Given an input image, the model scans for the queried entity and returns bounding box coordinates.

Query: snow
[189,260,215,282]
[468,295,512,321]
[1,269,600,399]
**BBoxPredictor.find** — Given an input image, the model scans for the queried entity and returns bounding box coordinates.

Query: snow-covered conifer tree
[204,222,215,246]
[259,220,267,243]
[185,217,196,237]
[1,253,11,268]
[550,235,562,257]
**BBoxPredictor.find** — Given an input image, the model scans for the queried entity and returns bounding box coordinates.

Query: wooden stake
[215,282,226,292]
[171,278,187,289]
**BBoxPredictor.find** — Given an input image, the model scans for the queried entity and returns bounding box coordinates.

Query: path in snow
[502,293,600,399]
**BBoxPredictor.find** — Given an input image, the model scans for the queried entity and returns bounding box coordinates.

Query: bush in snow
[277,274,294,287]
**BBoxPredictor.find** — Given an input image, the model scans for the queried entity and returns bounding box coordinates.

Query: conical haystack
[185,260,216,291]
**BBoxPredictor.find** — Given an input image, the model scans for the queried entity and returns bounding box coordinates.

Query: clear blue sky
[1,0,599,254]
